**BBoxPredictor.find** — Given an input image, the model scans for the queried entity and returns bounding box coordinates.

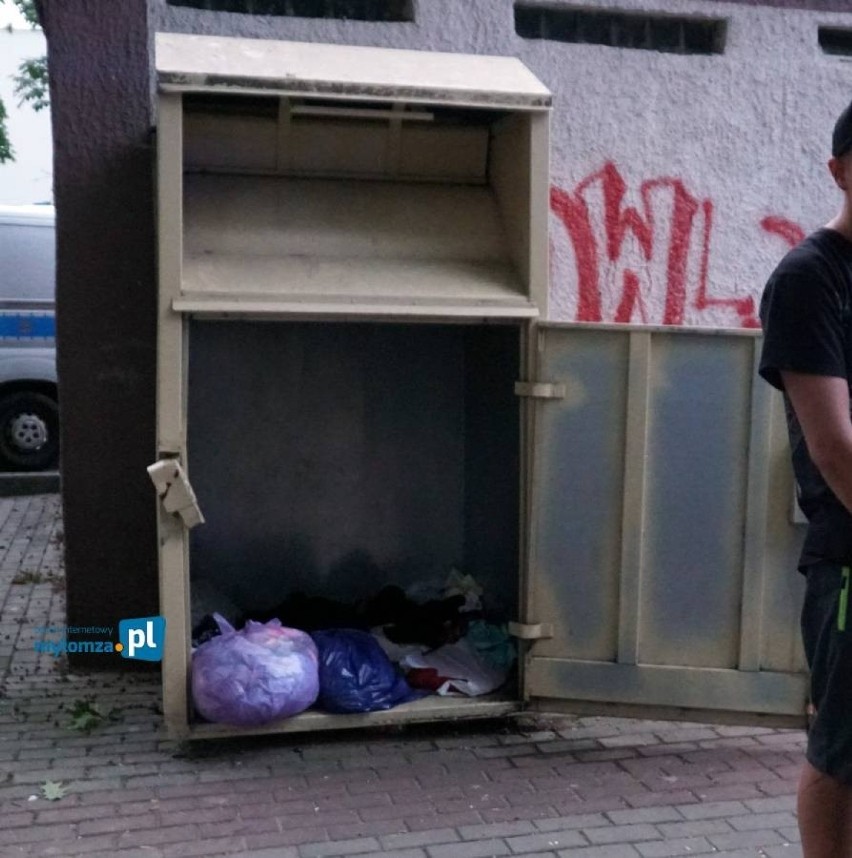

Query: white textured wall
[0,28,51,204]
[152,0,852,327]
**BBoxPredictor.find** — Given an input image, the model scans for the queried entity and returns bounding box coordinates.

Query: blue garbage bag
[192,614,319,727]
[312,628,420,714]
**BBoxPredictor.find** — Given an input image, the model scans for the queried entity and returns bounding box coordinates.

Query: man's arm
[782,370,852,516]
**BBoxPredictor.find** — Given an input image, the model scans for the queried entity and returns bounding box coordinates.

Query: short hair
[832,100,852,158]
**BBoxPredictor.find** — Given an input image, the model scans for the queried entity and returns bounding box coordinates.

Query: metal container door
[522,323,808,720]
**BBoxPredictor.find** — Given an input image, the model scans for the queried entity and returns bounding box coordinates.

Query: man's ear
[830,156,850,191]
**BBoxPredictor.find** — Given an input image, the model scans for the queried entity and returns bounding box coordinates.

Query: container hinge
[514,381,565,400]
[147,458,205,529]
[508,621,554,640]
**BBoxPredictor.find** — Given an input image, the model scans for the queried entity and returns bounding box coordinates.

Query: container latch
[508,622,554,640]
[514,382,565,400]
[147,458,205,529]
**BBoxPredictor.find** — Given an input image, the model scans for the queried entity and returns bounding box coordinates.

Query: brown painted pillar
[41,0,158,666]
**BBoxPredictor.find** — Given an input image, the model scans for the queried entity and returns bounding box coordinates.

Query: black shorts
[802,562,852,784]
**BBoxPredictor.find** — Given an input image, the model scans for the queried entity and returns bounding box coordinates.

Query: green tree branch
[14,0,37,26]
[0,0,49,164]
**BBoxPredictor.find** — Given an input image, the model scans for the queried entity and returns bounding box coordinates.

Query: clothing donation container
[151,33,809,740]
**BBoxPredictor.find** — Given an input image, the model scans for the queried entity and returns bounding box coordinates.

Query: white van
[0,205,58,471]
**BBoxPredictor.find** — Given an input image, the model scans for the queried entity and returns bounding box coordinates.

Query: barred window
[515,4,726,55]
[819,27,852,56]
[166,0,414,21]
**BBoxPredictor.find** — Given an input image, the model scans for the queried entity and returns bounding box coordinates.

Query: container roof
[155,33,551,110]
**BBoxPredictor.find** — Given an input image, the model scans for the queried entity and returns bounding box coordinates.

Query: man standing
[759,101,852,857]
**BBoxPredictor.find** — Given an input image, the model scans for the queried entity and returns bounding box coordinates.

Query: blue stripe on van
[0,313,55,339]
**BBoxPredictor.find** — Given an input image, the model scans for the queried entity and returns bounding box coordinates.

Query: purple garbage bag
[192,614,319,726]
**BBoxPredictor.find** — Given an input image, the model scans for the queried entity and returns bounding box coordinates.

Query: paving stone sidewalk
[0,495,806,858]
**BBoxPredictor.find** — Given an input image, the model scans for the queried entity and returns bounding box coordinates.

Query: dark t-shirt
[759,227,852,570]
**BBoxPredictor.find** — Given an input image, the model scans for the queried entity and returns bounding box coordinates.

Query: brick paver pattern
[0,495,807,857]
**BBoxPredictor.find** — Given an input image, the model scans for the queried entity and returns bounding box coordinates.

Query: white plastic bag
[401,637,507,697]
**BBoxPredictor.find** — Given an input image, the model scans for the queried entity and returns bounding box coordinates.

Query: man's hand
[782,371,852,516]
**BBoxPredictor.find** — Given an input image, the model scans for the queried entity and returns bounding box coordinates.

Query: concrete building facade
[37,0,852,641]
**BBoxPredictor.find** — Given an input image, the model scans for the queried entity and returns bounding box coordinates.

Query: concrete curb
[0,471,60,497]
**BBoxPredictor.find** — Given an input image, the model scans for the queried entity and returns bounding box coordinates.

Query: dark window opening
[184,93,280,117]
[819,27,852,56]
[515,5,726,55]
[166,0,414,21]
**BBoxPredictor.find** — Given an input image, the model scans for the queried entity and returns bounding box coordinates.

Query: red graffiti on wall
[760,216,806,248]
[550,162,804,328]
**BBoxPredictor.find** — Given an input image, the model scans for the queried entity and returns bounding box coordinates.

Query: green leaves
[0,99,12,164]
[0,1,47,164]
[67,698,123,733]
[13,1,40,29]
[14,55,48,112]
[40,780,67,801]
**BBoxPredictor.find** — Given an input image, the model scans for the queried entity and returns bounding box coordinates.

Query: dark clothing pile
[259,585,469,650]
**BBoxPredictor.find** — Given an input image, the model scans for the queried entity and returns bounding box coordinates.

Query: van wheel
[0,392,59,472]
